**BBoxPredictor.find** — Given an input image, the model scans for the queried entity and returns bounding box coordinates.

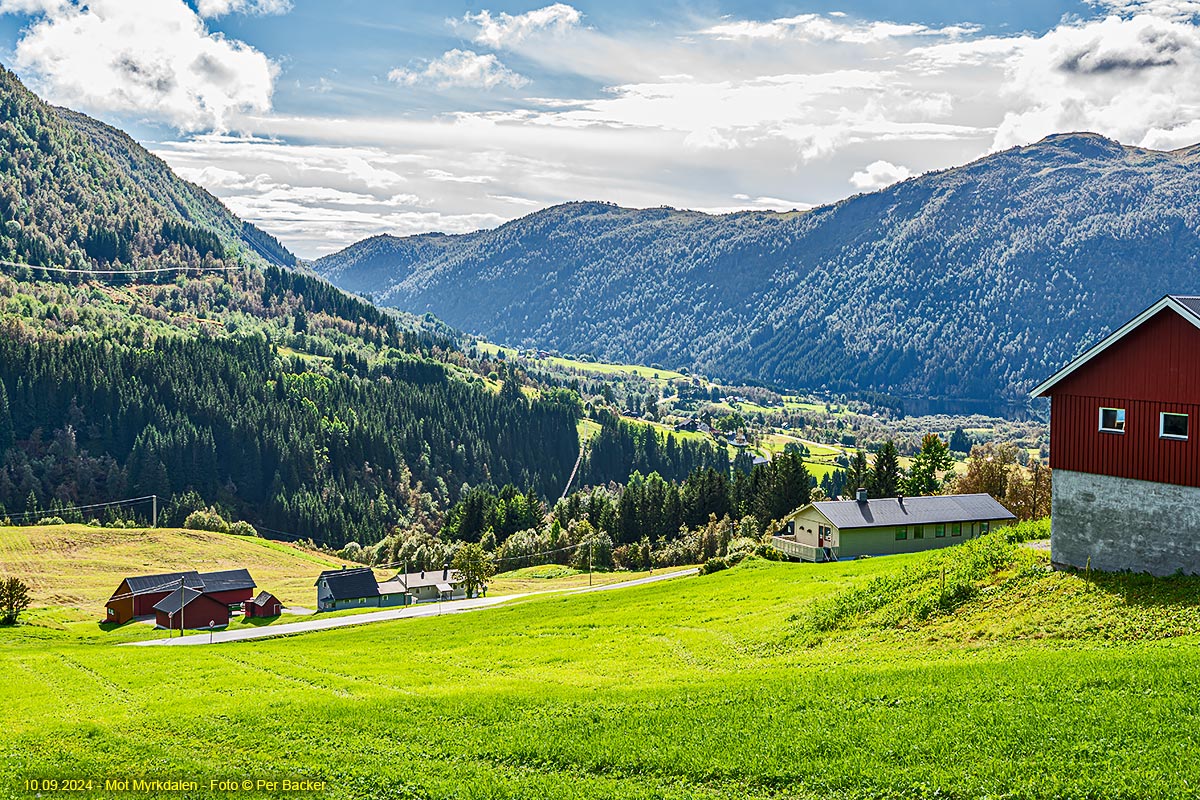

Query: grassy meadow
[3,521,1200,798]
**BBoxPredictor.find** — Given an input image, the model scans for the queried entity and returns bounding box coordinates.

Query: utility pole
[588,539,593,587]
[177,576,184,638]
[152,495,157,528]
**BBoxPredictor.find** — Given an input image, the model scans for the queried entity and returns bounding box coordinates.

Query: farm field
[0,524,354,615]
[4,522,1200,799]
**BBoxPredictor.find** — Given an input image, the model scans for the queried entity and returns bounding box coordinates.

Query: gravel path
[126,568,698,647]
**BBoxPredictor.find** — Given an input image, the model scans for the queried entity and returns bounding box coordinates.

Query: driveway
[126,568,698,647]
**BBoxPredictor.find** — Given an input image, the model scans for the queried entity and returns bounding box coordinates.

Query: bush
[183,507,230,534]
[35,516,65,526]
[700,556,728,575]
[228,520,258,537]
[0,576,30,625]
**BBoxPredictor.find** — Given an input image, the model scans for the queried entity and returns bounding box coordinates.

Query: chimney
[443,568,448,579]
[420,570,425,579]
[898,494,904,504]
[856,488,867,502]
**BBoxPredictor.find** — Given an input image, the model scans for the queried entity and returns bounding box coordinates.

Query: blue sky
[0,0,1196,257]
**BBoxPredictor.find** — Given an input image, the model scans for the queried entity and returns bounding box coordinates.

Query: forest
[317,133,1200,405]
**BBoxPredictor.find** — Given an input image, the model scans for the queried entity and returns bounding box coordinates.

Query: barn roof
[315,568,380,600]
[152,586,212,615]
[806,493,1015,530]
[123,571,204,596]
[198,568,256,593]
[249,590,279,607]
[1031,295,1200,397]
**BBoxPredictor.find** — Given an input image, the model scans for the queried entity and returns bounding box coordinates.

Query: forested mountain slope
[0,66,582,547]
[316,134,1200,402]
[0,65,294,271]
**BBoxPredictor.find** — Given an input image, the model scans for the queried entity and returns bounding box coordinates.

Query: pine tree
[869,441,903,499]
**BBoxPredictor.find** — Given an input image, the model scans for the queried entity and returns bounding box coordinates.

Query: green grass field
[3,522,1200,799]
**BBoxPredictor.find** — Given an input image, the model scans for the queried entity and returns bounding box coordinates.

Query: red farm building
[244,590,283,618]
[153,587,232,631]
[105,569,256,624]
[1033,294,1200,575]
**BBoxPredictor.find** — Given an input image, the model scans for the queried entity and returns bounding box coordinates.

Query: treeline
[580,413,729,485]
[369,452,814,571]
[0,332,579,545]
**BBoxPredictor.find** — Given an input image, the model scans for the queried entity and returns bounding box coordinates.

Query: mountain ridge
[314,131,1200,404]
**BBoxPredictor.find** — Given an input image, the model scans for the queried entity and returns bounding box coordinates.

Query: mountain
[0,65,294,271]
[0,65,582,547]
[315,133,1200,405]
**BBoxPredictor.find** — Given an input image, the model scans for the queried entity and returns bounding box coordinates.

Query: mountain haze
[316,134,1200,403]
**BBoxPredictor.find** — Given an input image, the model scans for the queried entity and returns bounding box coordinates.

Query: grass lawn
[3,524,1200,799]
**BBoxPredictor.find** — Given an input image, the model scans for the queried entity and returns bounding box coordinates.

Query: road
[126,568,698,647]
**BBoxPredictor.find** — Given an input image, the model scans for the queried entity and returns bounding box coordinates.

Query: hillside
[0,67,583,548]
[0,65,295,271]
[315,133,1200,405]
[4,523,1200,799]
[0,523,353,614]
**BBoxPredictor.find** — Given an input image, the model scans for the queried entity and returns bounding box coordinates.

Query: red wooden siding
[154,594,230,630]
[204,588,254,606]
[1047,308,1200,488]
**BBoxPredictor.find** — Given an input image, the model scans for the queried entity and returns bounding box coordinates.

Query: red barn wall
[1048,309,1200,488]
[205,588,253,606]
[155,595,230,630]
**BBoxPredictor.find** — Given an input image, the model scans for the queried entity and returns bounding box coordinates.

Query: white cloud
[462,4,582,49]
[7,0,276,132]
[389,49,528,90]
[195,0,291,17]
[701,13,976,44]
[992,13,1200,150]
[850,160,913,190]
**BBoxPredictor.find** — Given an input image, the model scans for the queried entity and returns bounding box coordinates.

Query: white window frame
[1098,407,1126,434]
[1160,412,1189,441]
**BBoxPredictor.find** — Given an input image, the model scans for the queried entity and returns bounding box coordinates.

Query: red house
[153,587,232,630]
[105,569,256,624]
[1033,294,1200,575]
[244,590,282,618]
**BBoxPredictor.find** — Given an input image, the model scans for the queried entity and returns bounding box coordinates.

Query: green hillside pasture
[0,524,352,616]
[4,532,1200,799]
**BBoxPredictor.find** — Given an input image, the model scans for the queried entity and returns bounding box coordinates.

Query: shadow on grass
[238,615,281,627]
[1067,567,1200,608]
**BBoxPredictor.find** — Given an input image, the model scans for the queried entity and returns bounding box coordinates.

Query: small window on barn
[895,526,907,540]
[913,526,924,539]
[935,525,945,538]
[981,521,990,534]
[951,523,962,537]
[1099,407,1125,433]
[1161,412,1189,440]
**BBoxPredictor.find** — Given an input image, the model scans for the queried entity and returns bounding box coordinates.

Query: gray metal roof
[1171,295,1200,319]
[389,569,462,590]
[250,590,279,607]
[152,586,210,615]
[198,568,256,593]
[123,571,204,596]
[315,568,380,600]
[810,493,1015,530]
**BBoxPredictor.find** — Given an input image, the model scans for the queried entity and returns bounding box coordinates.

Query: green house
[772,492,1016,561]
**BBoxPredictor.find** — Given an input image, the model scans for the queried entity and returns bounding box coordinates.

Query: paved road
[127,568,698,647]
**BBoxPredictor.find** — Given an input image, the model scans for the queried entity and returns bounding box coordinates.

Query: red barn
[105,571,204,624]
[244,590,282,618]
[153,587,231,630]
[1033,294,1200,575]
[105,569,256,624]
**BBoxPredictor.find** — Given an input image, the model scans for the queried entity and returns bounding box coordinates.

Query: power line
[5,495,156,522]
[0,258,217,276]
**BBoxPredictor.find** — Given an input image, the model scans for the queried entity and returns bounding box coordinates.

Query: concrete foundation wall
[1052,469,1200,576]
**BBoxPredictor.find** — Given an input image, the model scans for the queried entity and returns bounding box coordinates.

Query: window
[1161,412,1189,440]
[981,522,990,535]
[951,523,962,537]
[1099,407,1126,433]
[935,525,945,538]
[895,526,907,541]
[913,526,924,539]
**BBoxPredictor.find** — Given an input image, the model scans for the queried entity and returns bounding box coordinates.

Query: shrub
[183,507,230,534]
[35,516,65,526]
[0,576,30,625]
[228,520,258,537]
[700,556,728,575]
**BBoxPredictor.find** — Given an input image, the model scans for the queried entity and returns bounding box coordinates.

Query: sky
[1,1,1199,259]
